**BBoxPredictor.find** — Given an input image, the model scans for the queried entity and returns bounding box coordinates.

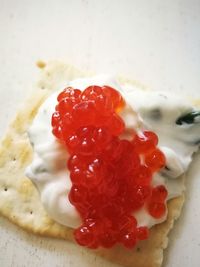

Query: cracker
[0,61,185,267]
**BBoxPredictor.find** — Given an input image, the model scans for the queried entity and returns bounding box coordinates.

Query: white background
[0,0,200,266]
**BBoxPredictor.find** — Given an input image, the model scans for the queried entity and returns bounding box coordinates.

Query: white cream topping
[26,75,200,228]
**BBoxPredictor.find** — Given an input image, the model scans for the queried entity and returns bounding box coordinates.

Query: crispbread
[0,61,185,267]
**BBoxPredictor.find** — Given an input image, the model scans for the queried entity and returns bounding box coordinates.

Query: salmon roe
[52,85,167,249]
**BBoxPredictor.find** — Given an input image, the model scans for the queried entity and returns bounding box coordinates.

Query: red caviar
[52,85,167,249]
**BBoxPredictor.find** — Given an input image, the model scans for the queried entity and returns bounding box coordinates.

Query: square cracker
[0,61,185,267]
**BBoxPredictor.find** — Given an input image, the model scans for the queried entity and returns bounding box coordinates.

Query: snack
[0,61,199,267]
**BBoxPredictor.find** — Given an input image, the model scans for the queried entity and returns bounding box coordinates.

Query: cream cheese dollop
[25,75,200,229]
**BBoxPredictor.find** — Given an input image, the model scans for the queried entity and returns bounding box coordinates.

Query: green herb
[176,111,200,125]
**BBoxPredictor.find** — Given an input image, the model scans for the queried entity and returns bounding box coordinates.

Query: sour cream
[25,75,200,228]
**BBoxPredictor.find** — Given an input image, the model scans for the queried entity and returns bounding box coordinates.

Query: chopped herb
[176,111,200,125]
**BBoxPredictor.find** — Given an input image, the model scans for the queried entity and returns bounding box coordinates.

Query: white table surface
[0,0,200,266]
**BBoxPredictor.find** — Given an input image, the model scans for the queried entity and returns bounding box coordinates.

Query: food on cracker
[1,62,200,267]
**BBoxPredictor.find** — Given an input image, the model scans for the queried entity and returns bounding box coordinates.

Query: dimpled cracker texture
[0,61,185,267]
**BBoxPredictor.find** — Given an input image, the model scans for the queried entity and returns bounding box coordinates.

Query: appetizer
[0,62,199,267]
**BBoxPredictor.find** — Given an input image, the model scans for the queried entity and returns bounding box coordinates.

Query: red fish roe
[52,85,167,249]
[144,148,166,172]
[151,185,168,203]
[136,226,149,240]
[147,185,168,219]
[148,202,167,219]
[132,130,158,154]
